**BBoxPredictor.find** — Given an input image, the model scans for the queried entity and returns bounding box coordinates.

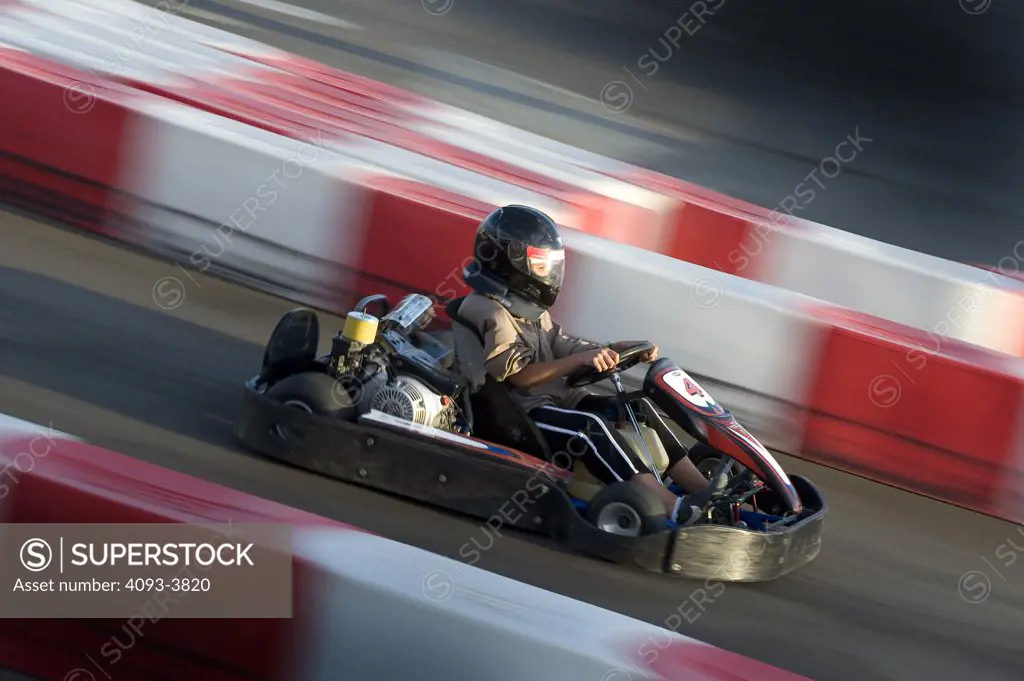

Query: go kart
[234,292,826,581]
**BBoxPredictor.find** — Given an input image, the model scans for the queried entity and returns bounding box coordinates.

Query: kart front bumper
[665,475,825,581]
[547,475,826,582]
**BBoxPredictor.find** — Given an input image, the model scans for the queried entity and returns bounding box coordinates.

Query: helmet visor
[526,246,565,286]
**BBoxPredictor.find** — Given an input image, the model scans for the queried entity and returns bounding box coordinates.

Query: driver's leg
[666,457,714,495]
[530,405,641,481]
[631,399,711,495]
[530,404,681,515]
[576,395,710,495]
[570,396,713,523]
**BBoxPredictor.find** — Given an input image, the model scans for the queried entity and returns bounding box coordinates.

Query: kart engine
[369,375,456,431]
[326,293,462,432]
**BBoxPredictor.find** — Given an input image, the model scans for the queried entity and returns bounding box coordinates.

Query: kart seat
[260,308,322,385]
[445,297,552,461]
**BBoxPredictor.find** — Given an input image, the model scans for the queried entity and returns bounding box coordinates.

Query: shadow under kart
[234,294,826,581]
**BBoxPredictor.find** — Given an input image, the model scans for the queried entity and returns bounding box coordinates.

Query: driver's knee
[633,398,686,450]
[632,397,662,423]
[574,394,617,420]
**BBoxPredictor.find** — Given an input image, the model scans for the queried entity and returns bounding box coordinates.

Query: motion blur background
[4,2,1024,680]
[163,0,1024,264]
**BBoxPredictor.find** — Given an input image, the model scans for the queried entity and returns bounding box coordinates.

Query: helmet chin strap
[462,267,548,321]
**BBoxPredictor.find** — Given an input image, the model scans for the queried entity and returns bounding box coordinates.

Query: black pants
[530,395,688,485]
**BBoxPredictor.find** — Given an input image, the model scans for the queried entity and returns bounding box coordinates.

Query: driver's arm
[549,317,601,359]
[478,317,535,383]
[506,355,587,390]
[475,311,587,391]
[508,315,619,389]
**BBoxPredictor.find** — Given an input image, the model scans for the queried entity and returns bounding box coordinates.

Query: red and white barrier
[295,527,810,681]
[3,0,1024,524]
[3,0,1023,359]
[753,218,1024,357]
[798,309,1024,522]
[0,413,331,681]
[0,414,811,681]
[0,47,136,236]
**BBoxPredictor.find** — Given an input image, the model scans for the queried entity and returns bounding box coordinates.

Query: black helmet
[463,205,565,320]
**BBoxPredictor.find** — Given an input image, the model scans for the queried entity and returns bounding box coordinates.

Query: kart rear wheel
[266,371,357,439]
[587,481,667,536]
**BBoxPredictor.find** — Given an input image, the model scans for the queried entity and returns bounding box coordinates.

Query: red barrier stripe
[344,177,492,315]
[801,307,1024,520]
[0,432,350,681]
[0,49,133,236]
[631,638,812,681]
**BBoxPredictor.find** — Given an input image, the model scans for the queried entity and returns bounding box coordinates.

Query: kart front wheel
[587,481,667,537]
[686,442,718,466]
[696,456,724,480]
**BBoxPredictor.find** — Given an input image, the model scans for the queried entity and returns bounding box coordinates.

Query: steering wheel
[565,341,654,388]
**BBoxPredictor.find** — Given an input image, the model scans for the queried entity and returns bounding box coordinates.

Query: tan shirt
[458,293,601,413]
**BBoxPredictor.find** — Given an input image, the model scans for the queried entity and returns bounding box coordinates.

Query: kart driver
[455,205,715,526]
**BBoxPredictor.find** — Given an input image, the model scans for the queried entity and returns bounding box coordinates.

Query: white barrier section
[391,107,679,243]
[552,230,824,451]
[417,102,635,173]
[0,414,72,441]
[119,101,370,296]
[1,0,277,83]
[762,220,1024,356]
[328,135,582,226]
[293,529,809,681]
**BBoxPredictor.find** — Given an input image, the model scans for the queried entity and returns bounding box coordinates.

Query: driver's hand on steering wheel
[641,343,659,363]
[578,347,619,372]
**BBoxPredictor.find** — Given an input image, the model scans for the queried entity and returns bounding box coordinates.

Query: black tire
[688,442,725,480]
[687,442,719,464]
[266,371,357,418]
[587,480,668,537]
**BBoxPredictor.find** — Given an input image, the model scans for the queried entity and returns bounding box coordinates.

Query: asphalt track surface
[4,212,1024,680]
[138,0,1024,266]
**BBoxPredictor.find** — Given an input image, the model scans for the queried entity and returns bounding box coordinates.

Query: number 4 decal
[662,369,717,409]
[683,378,703,397]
